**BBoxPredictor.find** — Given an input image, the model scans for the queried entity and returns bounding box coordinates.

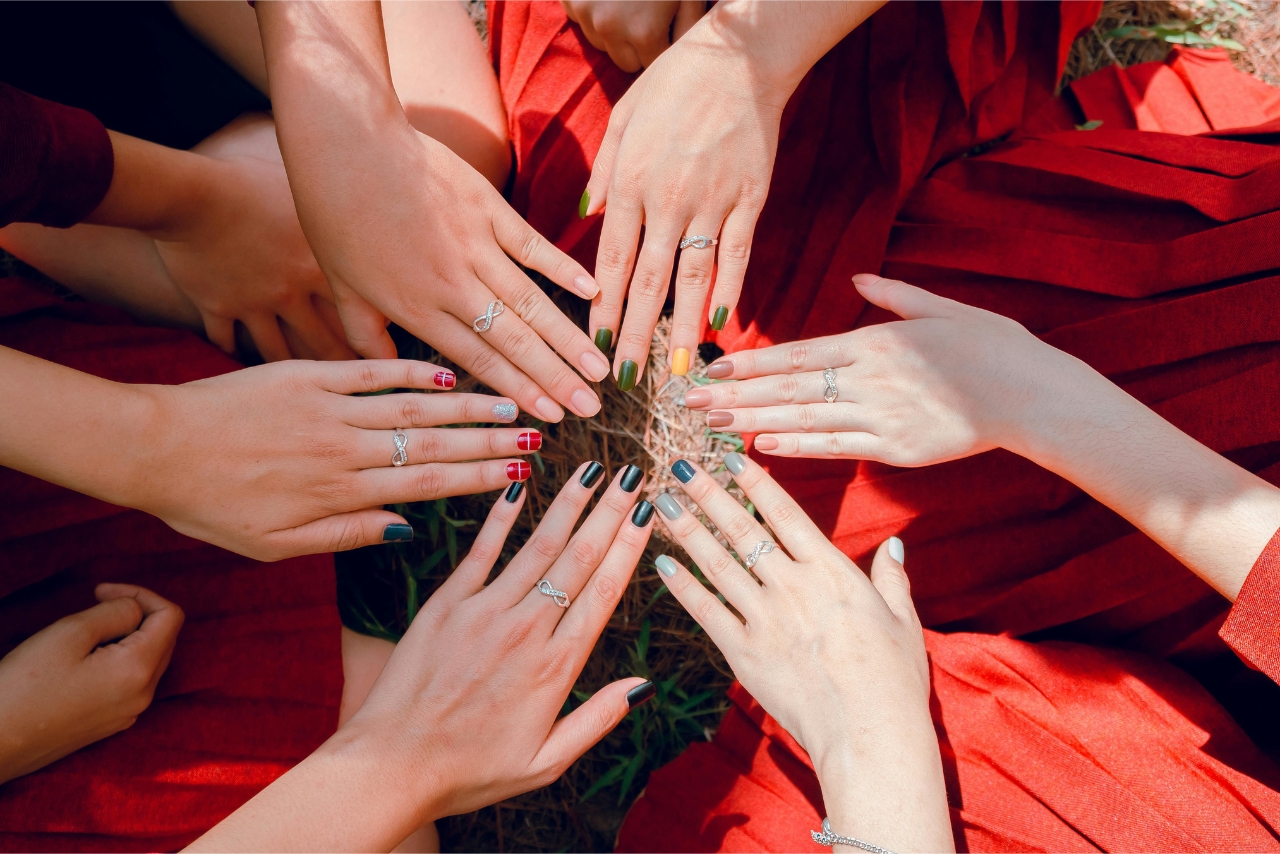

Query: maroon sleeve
[0,83,114,229]
[1220,528,1280,685]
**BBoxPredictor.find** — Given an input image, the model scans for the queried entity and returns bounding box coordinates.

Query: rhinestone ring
[679,235,719,250]
[743,540,776,569]
[392,428,408,467]
[822,368,839,404]
[473,299,505,333]
[536,579,571,608]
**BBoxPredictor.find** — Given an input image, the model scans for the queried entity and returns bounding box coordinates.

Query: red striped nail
[507,461,531,481]
[517,431,542,452]
[435,371,455,389]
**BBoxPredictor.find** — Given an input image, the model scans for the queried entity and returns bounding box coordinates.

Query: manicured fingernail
[888,536,905,565]
[579,189,591,219]
[619,464,643,493]
[594,328,613,354]
[504,481,525,503]
[724,452,746,476]
[705,360,733,379]
[655,493,682,519]
[707,411,734,429]
[710,305,729,331]
[573,274,600,298]
[671,348,690,377]
[435,371,455,389]
[535,395,565,422]
[755,436,779,451]
[382,523,414,543]
[518,431,542,451]
[617,359,638,393]
[581,347,611,381]
[580,461,605,488]
[684,388,711,408]
[671,459,695,483]
[493,403,518,422]
[626,680,656,709]
[675,394,686,407]
[655,555,679,578]
[632,500,655,527]
[570,388,601,417]
[507,461,531,481]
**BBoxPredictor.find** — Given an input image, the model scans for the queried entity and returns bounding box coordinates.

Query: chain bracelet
[811,819,896,854]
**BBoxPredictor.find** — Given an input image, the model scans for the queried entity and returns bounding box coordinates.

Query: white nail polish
[888,536,905,565]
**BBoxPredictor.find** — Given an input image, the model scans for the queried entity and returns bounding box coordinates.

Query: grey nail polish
[626,680,656,709]
[493,403,518,423]
[619,465,643,493]
[382,523,414,543]
[655,493,683,520]
[580,461,605,488]
[632,500,655,527]
[724,452,747,476]
[655,555,678,578]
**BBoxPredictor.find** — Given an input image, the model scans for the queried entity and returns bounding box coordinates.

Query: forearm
[83,132,219,237]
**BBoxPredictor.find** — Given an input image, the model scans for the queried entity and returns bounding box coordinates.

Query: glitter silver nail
[493,403,518,422]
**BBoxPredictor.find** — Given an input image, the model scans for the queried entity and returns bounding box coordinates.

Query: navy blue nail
[626,681,656,709]
[632,500,654,527]
[619,465,643,493]
[382,523,414,543]
[504,481,525,503]
[671,459,696,483]
[580,461,605,488]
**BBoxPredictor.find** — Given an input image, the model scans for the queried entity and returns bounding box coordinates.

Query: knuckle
[676,263,711,292]
[509,286,545,326]
[333,517,368,553]
[797,406,819,431]
[776,374,800,403]
[590,571,623,608]
[569,537,602,568]
[396,396,430,428]
[416,431,446,462]
[356,361,383,392]
[786,344,809,370]
[486,430,507,458]
[413,465,450,499]
[692,593,722,625]
[618,329,653,354]
[597,243,632,278]
[500,324,538,363]
[463,346,503,380]
[826,433,847,456]
[517,230,545,267]
[719,240,751,267]
[722,515,755,543]
[530,534,564,562]
[630,268,668,302]
[706,553,739,580]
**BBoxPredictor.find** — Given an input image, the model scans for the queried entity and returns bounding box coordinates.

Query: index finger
[95,583,185,674]
[492,202,599,300]
[705,333,853,381]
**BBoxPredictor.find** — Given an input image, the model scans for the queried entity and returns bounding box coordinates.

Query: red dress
[0,84,341,852]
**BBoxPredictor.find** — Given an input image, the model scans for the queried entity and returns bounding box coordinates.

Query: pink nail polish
[706,361,734,379]
[707,411,734,429]
[684,388,712,409]
[755,436,779,451]
[573,274,600,298]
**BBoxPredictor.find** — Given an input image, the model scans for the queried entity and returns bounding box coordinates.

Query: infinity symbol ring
[392,428,408,467]
[537,579,571,608]
[823,368,839,404]
[473,299,505,333]
[743,540,776,569]
[679,235,719,250]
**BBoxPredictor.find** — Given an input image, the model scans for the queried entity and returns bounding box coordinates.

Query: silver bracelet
[811,818,896,854]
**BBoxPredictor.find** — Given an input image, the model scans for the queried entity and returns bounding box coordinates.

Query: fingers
[869,536,920,627]
[96,584,185,683]
[490,202,599,300]
[265,508,416,559]
[331,281,398,360]
[444,483,527,599]
[201,312,237,355]
[319,359,458,395]
[279,298,359,361]
[852,274,957,321]
[703,332,852,380]
[667,459,785,581]
[354,427,540,469]
[359,458,529,507]
[683,370,837,410]
[613,227,681,387]
[705,204,761,335]
[672,0,706,40]
[589,194,643,363]
[649,552,747,650]
[754,432,882,460]
[710,403,866,435]
[713,452,829,563]
[65,596,144,653]
[667,216,723,376]
[244,312,294,363]
[530,677,647,786]
[340,392,515,431]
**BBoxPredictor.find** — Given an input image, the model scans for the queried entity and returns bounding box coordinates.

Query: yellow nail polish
[671,347,690,377]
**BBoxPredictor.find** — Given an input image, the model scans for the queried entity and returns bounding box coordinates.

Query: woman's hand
[562,0,705,71]
[190,463,656,852]
[0,584,184,785]
[653,454,952,853]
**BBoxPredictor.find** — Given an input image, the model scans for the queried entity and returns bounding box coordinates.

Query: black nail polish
[504,481,525,503]
[382,523,414,543]
[619,465,643,493]
[626,680,656,709]
[671,459,695,483]
[580,461,605,488]
[631,500,654,527]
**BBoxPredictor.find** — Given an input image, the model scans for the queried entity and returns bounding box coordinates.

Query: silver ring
[536,579,570,608]
[679,235,719,250]
[473,299,505,333]
[392,428,408,467]
[822,368,838,404]
[743,540,776,569]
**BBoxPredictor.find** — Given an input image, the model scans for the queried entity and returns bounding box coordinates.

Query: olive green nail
[594,328,613,354]
[617,359,638,393]
[710,305,729,331]
[579,189,590,219]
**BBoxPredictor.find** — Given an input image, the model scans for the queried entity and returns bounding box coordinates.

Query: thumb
[65,596,145,653]
[852,274,957,321]
[267,509,416,560]
[531,677,649,782]
[869,536,919,626]
[581,93,636,219]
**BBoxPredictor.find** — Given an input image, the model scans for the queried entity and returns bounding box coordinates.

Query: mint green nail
[655,555,679,578]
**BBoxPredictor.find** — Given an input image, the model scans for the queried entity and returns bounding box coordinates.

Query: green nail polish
[617,359,638,393]
[710,305,729,331]
[579,189,590,219]
[594,328,613,354]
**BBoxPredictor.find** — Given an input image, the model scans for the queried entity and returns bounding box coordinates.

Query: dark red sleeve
[1220,528,1280,684]
[0,83,114,229]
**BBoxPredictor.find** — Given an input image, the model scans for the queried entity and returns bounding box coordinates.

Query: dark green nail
[579,189,590,219]
[626,680,656,709]
[710,305,729,331]
[617,359,638,392]
[594,328,613,354]
[382,523,414,543]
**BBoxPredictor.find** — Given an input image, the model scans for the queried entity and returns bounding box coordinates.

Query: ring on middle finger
[392,428,408,467]
[473,299,505,333]
[822,367,839,404]
[679,235,719,250]
[536,579,571,608]
[743,539,776,569]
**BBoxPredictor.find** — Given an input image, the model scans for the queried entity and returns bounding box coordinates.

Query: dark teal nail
[617,359,638,393]
[579,189,590,219]
[710,305,729,331]
[619,465,643,493]
[671,459,695,483]
[580,461,605,488]
[632,500,655,527]
[503,481,525,503]
[594,328,613,354]
[382,523,414,543]
[626,680,656,709]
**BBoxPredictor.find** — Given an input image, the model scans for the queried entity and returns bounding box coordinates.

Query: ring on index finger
[473,299,505,333]
[679,235,719,250]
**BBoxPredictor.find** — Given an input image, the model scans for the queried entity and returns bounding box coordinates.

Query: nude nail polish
[710,305,729,331]
[707,411,734,429]
[754,436,779,451]
[684,388,711,409]
[705,360,733,379]
[655,555,679,578]
[535,396,564,422]
[580,461,605,488]
[671,348,690,377]
[435,371,455,389]
[573,274,600,298]
[493,403,518,422]
[504,481,525,503]
[581,348,611,381]
[655,493,682,519]
[570,388,601,417]
[507,461,531,481]
[517,431,542,452]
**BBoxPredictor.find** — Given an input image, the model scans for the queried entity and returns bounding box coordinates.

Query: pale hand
[561,0,706,71]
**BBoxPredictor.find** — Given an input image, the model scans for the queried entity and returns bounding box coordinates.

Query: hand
[685,274,1090,465]
[191,463,656,851]
[0,584,184,785]
[562,0,706,72]
[653,454,952,853]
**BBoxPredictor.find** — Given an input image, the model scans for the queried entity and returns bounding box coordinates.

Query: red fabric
[0,83,113,228]
[1222,529,1280,686]
[0,277,342,851]
[618,632,1280,853]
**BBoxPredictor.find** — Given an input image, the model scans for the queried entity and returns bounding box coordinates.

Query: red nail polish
[507,461,531,481]
[517,431,542,452]
[435,371,456,389]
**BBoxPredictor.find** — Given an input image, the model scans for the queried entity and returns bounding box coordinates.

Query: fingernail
[518,431,542,452]
[493,403,518,422]
[655,555,679,578]
[655,493,682,520]
[435,371,456,389]
[507,461,531,481]
[671,348,690,377]
[619,464,643,493]
[675,394,686,407]
[504,481,525,503]
[724,451,746,476]
[706,360,733,379]
[382,523,414,543]
[684,388,711,408]
[632,500,655,527]
[755,436,779,451]
[580,460,605,488]
[710,305,729,331]
[617,359,638,393]
[535,395,565,422]
[888,536,905,565]
[574,274,600,298]
[671,459,695,483]
[594,328,613,354]
[707,411,734,429]
[579,189,591,219]
[580,347,611,381]
[626,680,656,709]
[570,388,601,417]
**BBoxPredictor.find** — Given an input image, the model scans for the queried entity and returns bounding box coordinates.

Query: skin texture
[694,274,1280,601]
[656,457,953,853]
[188,464,653,851]
[561,0,706,72]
